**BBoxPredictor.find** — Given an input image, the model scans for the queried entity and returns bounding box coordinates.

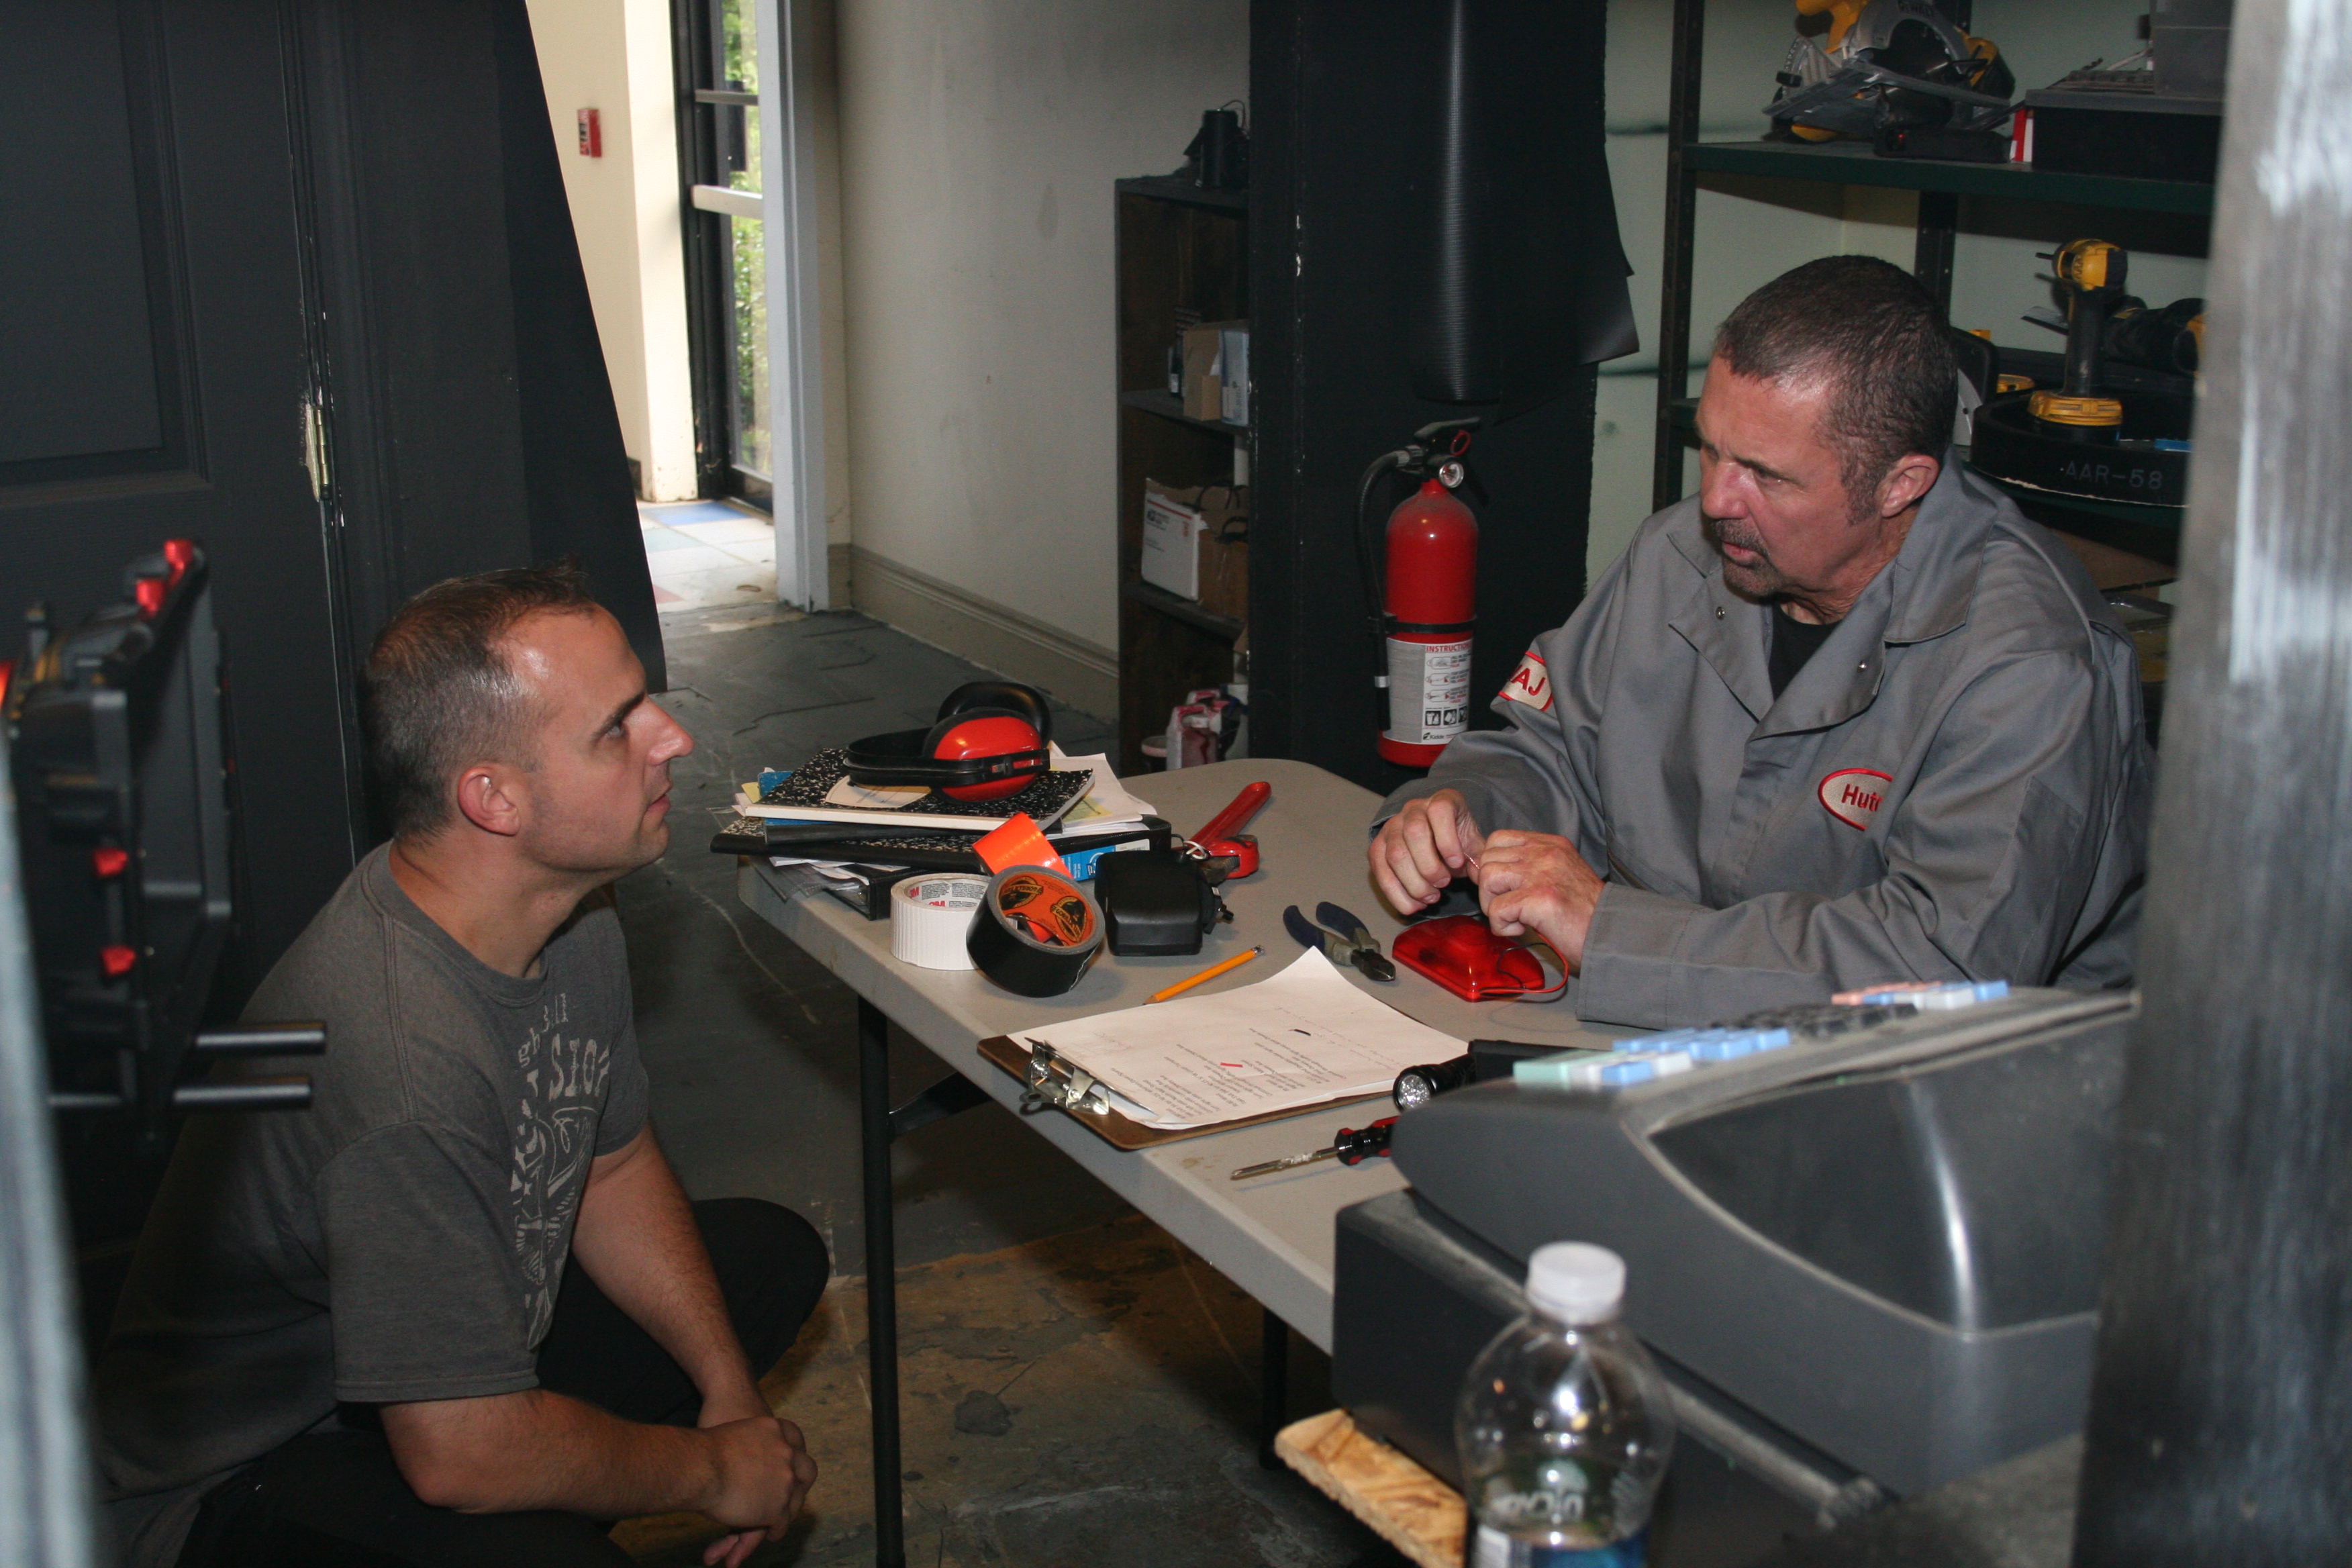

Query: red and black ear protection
[844,681,1053,801]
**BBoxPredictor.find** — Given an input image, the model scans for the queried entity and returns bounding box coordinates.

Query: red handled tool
[1193,780,1270,844]
[1228,1117,1396,1181]
[1189,780,1270,878]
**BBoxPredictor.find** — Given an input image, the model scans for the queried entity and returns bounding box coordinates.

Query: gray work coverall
[1377,458,2152,1028]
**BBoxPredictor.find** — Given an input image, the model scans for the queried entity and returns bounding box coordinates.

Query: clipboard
[976,1034,1386,1151]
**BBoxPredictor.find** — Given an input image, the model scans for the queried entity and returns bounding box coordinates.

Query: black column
[293,0,664,705]
[1248,0,1630,793]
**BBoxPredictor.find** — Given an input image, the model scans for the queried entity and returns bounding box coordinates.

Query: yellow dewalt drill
[2030,239,2130,434]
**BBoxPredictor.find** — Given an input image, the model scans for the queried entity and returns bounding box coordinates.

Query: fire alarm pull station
[577,108,602,158]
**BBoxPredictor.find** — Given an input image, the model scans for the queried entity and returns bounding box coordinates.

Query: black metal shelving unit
[1682,140,2214,215]
[1118,387,1246,441]
[1120,577,1245,641]
[1650,0,2214,569]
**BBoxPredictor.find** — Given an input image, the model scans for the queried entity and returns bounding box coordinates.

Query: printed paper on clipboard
[1022,949,1463,1130]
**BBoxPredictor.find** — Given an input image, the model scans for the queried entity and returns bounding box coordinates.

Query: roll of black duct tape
[967,865,1104,997]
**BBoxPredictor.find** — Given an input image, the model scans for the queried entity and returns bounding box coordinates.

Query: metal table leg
[1259,1306,1290,1469]
[856,999,990,1566]
[858,998,905,1568]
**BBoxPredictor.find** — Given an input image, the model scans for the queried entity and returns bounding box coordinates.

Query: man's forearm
[572,1126,761,1415]
[386,1387,717,1516]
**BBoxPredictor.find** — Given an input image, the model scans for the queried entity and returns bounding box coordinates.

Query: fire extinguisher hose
[1355,448,1412,692]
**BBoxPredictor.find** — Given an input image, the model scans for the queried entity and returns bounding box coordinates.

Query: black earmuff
[844,681,1054,799]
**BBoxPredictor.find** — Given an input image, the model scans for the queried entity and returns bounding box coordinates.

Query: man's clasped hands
[1368,789,1606,973]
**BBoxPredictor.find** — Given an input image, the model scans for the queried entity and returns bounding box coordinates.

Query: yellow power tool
[2030,239,2129,431]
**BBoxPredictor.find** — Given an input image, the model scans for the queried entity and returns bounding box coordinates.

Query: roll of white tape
[890,875,989,969]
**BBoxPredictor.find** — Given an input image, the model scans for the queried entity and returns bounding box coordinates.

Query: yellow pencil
[1147,945,1263,1003]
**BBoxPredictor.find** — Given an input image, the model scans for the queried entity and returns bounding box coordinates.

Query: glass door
[675,0,771,507]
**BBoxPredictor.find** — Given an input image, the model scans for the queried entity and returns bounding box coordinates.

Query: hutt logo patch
[1819,768,1892,830]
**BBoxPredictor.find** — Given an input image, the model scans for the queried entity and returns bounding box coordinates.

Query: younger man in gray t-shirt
[97,565,826,1568]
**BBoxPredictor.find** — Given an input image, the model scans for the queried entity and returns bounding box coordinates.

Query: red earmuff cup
[932,714,1043,801]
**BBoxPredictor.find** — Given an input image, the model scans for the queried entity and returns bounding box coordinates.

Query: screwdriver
[1230,1117,1398,1181]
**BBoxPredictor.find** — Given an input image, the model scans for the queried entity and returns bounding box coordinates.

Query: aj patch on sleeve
[1499,649,1553,712]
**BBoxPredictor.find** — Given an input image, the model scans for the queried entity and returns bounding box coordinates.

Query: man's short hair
[1712,255,1957,509]
[361,561,601,839]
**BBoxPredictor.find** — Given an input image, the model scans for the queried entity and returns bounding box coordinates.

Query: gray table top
[736,756,1635,1351]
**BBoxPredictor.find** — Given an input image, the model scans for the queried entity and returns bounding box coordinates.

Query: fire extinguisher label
[1386,637,1473,746]
[1500,648,1553,712]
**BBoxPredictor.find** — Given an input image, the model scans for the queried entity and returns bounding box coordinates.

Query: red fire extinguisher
[1357,421,1481,767]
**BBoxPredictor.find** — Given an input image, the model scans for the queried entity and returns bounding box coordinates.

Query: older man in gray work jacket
[1371,256,2151,1027]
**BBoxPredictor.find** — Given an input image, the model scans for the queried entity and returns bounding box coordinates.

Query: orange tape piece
[974,812,1070,878]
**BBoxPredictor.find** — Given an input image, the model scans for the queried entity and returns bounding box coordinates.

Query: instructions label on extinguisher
[1386,637,1473,747]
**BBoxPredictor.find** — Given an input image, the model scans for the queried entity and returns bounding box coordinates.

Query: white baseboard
[845,545,1117,721]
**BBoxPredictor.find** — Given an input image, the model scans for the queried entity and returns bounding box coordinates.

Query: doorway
[674,0,772,511]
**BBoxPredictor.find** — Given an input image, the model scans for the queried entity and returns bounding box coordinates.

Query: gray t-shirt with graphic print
[93,845,650,1568]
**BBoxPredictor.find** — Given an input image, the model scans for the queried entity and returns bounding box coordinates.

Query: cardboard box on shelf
[1140,481,1248,621]
[1181,320,1248,425]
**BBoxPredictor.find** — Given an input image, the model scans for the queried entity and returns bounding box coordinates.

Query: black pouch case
[1093,850,1222,957]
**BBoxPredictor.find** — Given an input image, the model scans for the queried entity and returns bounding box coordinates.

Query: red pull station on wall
[577,108,602,158]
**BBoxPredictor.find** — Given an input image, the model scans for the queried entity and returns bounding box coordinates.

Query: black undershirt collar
[1767,603,1841,698]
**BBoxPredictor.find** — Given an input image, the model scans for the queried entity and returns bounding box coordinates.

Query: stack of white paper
[1022,950,1463,1130]
[1042,745,1157,837]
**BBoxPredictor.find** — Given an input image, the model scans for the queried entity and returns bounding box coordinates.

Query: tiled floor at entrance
[641,499,776,610]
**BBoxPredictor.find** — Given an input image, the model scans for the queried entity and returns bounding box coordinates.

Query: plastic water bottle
[1456,1242,1677,1567]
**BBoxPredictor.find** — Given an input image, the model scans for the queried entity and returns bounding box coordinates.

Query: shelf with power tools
[1679,138,2213,215]
[1653,0,2216,741]
[1114,113,1255,778]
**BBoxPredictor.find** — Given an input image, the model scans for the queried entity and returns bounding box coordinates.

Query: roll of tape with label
[889,874,989,969]
[967,865,1104,997]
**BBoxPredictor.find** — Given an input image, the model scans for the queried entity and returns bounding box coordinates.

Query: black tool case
[2024,89,2223,183]
[1093,849,1223,955]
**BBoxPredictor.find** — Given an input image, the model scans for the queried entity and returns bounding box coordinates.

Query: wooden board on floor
[1277,1409,1465,1568]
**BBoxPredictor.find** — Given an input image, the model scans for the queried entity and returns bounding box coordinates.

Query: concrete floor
[617,1216,1378,1567]
[617,603,1404,1567]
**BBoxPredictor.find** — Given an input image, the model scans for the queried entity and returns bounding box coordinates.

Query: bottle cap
[1525,1242,1626,1326]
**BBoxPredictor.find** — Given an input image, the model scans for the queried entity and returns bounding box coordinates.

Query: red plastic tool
[1392,915,1553,1001]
